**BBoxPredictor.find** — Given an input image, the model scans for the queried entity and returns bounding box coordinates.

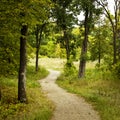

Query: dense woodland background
[0,0,120,120]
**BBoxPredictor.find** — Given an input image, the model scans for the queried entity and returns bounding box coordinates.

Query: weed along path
[39,70,100,120]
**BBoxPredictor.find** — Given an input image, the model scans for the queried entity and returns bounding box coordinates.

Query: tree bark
[98,36,101,65]
[113,30,117,64]
[118,29,120,59]
[0,85,1,101]
[78,9,89,78]
[35,24,45,72]
[35,25,39,72]
[64,30,70,61]
[18,25,28,103]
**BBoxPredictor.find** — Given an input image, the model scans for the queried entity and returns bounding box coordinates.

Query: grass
[56,67,120,120]
[29,58,66,71]
[2,58,119,120]
[0,65,54,120]
[29,58,120,120]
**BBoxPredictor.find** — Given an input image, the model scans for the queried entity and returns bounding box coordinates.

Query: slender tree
[79,9,90,77]
[96,0,120,64]
[0,85,1,101]
[52,0,76,65]
[35,23,46,72]
[0,0,52,102]
[18,0,51,102]
[89,20,112,66]
[33,0,51,71]
[78,0,95,78]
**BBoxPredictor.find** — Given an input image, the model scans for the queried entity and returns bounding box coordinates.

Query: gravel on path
[39,70,100,120]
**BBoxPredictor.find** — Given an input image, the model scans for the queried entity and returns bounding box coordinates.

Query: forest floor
[39,69,100,120]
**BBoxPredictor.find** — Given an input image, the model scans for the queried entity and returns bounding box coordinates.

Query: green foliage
[40,40,67,58]
[64,60,77,76]
[40,41,55,58]
[55,43,61,57]
[53,0,76,29]
[0,36,19,75]
[0,0,52,72]
[112,62,120,79]
[46,41,56,57]
[0,1,20,75]
[89,23,112,62]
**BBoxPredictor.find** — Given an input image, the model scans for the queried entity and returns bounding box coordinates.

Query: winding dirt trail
[39,70,100,120]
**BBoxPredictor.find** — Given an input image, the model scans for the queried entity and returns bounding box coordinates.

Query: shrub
[64,60,77,76]
[112,62,120,79]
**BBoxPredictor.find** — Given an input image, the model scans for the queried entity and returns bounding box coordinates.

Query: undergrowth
[0,66,54,120]
[56,68,120,120]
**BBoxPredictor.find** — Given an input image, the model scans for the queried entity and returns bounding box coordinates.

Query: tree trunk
[35,24,45,72]
[64,30,70,63]
[118,29,120,59]
[98,38,101,65]
[78,9,89,78]
[35,25,39,72]
[0,85,1,101]
[18,25,28,103]
[113,31,117,64]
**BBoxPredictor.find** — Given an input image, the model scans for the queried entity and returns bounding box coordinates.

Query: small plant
[64,60,77,76]
[112,62,120,79]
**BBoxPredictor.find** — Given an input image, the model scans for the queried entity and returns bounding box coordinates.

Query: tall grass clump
[56,63,120,120]
[0,66,54,120]
[111,62,120,79]
[64,60,77,76]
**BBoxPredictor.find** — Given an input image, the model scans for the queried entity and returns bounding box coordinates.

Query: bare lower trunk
[36,48,39,71]
[18,25,28,103]
[35,24,45,72]
[35,25,39,72]
[78,38,88,78]
[113,31,117,64]
[98,39,101,65]
[65,38,70,61]
[118,29,120,59]
[64,30,70,64]
[79,59,86,78]
[0,85,1,101]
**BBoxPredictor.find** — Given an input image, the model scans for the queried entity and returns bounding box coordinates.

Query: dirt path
[39,70,100,120]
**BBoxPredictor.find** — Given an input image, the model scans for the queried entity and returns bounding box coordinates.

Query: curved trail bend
[39,70,100,120]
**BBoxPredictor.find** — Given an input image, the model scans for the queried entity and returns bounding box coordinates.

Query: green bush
[0,36,19,76]
[112,62,120,79]
[64,60,77,76]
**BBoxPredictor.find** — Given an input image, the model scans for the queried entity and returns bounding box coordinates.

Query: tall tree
[0,0,52,102]
[90,20,112,66]
[18,0,51,102]
[18,24,28,102]
[52,0,76,65]
[78,0,96,77]
[35,23,46,71]
[96,0,120,64]
[33,0,51,72]
[17,0,30,102]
